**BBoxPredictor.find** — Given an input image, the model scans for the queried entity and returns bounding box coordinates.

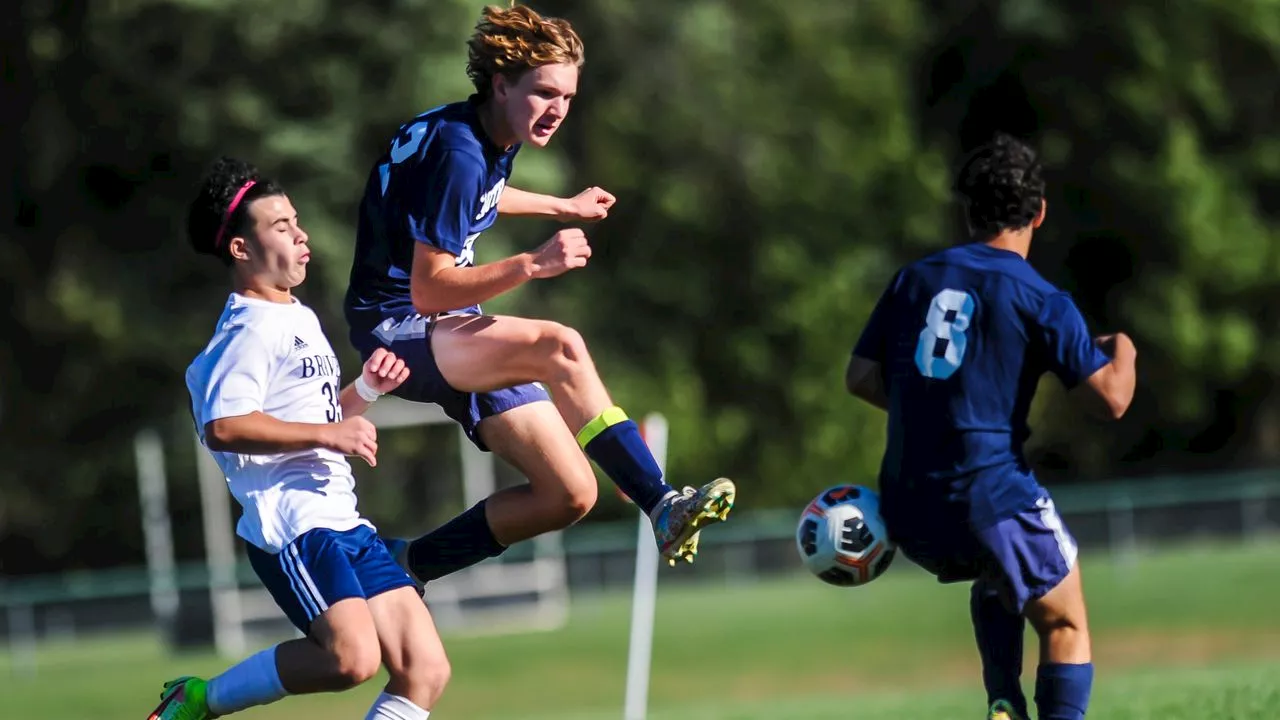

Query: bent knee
[1027,566,1088,627]
[533,323,592,380]
[564,478,598,521]
[395,656,452,696]
[551,482,597,527]
[331,638,382,688]
[386,655,451,710]
[532,474,597,528]
[1026,595,1089,638]
[428,657,452,691]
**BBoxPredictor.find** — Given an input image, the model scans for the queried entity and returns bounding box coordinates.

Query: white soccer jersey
[186,293,372,554]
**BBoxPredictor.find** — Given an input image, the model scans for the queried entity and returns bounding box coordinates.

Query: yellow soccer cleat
[651,478,736,566]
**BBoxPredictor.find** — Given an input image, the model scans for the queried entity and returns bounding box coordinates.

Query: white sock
[206,646,289,716]
[365,691,430,720]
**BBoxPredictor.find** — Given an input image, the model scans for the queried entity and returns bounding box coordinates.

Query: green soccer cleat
[988,699,1027,720]
[147,676,210,720]
[652,477,736,566]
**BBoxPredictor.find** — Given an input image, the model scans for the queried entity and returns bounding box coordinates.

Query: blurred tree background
[2,0,1278,575]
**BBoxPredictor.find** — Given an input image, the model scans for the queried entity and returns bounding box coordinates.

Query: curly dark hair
[186,157,286,266]
[954,133,1045,236]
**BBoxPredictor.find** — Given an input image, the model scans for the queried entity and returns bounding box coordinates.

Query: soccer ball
[795,484,896,587]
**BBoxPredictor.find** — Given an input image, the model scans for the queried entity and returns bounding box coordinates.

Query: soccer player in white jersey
[147,157,449,720]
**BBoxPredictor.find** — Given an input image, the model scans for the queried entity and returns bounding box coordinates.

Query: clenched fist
[529,228,592,279]
[361,347,410,396]
[558,186,616,223]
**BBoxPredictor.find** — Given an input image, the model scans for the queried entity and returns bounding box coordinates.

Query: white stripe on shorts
[1035,496,1079,570]
[279,544,320,620]
[288,543,330,615]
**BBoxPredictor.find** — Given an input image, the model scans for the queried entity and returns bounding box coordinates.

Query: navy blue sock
[406,500,506,583]
[971,584,1028,717]
[1035,662,1093,720]
[577,408,673,515]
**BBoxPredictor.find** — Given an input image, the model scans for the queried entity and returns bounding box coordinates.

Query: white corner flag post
[134,429,179,636]
[623,413,667,720]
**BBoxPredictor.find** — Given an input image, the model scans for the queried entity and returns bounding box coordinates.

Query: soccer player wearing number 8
[149,158,450,720]
[342,3,734,577]
[845,134,1138,720]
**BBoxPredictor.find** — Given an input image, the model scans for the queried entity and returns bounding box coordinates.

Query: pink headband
[213,180,258,250]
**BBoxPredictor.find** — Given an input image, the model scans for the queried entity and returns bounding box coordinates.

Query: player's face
[234,195,311,289]
[495,62,579,148]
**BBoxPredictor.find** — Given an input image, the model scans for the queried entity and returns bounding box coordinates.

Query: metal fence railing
[4,469,1279,652]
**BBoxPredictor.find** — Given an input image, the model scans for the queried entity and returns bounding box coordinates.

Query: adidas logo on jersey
[293,336,308,351]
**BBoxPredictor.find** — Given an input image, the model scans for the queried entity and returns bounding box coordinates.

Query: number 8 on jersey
[915,289,975,379]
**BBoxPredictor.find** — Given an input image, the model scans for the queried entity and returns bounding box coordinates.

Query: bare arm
[204,349,410,469]
[410,230,591,316]
[410,242,535,316]
[206,412,380,467]
[1073,333,1138,419]
[195,327,388,465]
[205,413,334,455]
[845,355,889,411]
[499,185,616,222]
[497,186,574,218]
[208,349,407,464]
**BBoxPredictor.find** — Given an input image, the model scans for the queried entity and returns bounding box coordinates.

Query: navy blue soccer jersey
[344,99,518,334]
[853,243,1110,528]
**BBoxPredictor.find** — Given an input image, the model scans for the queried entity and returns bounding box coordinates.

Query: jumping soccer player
[149,157,449,720]
[844,134,1137,720]
[343,3,734,580]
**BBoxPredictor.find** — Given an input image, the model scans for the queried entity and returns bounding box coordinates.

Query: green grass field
[4,539,1280,719]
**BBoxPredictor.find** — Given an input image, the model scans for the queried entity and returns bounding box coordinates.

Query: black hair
[186,157,286,266]
[953,133,1045,237]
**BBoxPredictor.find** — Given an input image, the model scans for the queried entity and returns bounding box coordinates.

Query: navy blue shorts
[246,525,416,635]
[891,494,1078,613]
[355,312,551,451]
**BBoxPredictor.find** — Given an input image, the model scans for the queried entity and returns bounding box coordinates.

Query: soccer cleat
[148,676,210,720]
[987,699,1027,720]
[651,477,736,566]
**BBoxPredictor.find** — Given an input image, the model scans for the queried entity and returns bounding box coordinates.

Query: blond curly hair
[467,4,584,99]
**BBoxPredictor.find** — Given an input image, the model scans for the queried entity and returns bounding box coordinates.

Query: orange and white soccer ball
[795,484,896,587]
